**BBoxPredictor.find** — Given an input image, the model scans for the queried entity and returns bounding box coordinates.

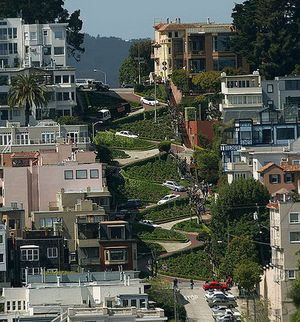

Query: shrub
[158,249,213,280]
[111,149,130,159]
[123,155,180,183]
[123,178,169,203]
[134,224,187,242]
[94,131,155,150]
[173,219,211,234]
[158,141,171,153]
[142,203,191,223]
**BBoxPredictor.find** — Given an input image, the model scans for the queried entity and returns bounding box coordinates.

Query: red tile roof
[257,162,282,173]
[267,202,279,209]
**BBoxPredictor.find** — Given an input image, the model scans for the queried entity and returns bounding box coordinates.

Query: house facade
[152,19,248,81]
[260,199,300,322]
[0,18,76,125]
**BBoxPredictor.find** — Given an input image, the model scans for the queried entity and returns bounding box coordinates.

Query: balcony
[226,162,251,172]
[77,239,99,248]
[223,87,262,95]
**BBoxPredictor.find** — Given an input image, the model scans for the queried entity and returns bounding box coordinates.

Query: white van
[76,78,95,89]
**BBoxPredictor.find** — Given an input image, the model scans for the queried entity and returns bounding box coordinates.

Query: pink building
[1,144,110,225]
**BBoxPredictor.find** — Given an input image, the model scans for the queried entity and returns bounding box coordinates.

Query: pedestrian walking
[190,279,194,289]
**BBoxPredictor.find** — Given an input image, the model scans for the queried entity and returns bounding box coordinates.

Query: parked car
[139,219,159,228]
[120,199,142,210]
[203,281,230,291]
[157,194,180,205]
[205,290,235,302]
[98,109,111,122]
[208,297,237,308]
[76,78,95,89]
[121,83,134,88]
[212,307,241,320]
[91,80,110,91]
[216,312,241,322]
[206,293,236,305]
[116,131,139,138]
[162,180,186,192]
[140,96,159,106]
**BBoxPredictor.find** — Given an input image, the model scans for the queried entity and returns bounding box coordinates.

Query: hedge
[172,219,211,234]
[158,248,213,280]
[94,131,156,150]
[123,155,180,183]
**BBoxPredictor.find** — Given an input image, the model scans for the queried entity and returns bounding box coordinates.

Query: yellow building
[152,18,248,81]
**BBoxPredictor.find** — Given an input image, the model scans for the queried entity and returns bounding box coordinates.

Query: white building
[219,71,263,123]
[0,18,76,126]
[0,272,167,322]
[260,198,300,322]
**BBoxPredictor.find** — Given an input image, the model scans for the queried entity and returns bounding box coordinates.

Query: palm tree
[8,73,48,126]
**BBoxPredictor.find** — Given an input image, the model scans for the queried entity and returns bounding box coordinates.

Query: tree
[171,69,189,92]
[8,73,47,126]
[192,71,221,93]
[0,0,84,60]
[119,40,152,85]
[231,0,300,79]
[194,149,220,184]
[210,178,270,265]
[219,236,257,278]
[234,260,262,315]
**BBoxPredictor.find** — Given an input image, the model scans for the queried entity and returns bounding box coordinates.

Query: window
[123,299,128,307]
[41,132,55,143]
[131,299,137,307]
[64,170,73,180]
[140,299,146,308]
[0,254,3,263]
[54,30,64,39]
[0,235,2,243]
[110,227,124,239]
[277,128,295,140]
[288,270,296,279]
[47,247,58,258]
[290,213,300,224]
[43,46,51,55]
[293,160,300,165]
[168,32,172,38]
[21,248,39,261]
[17,301,22,310]
[6,301,10,311]
[30,32,37,40]
[63,75,69,83]
[290,232,300,243]
[284,173,294,183]
[54,47,64,55]
[267,84,273,93]
[63,92,69,100]
[108,249,127,261]
[43,30,48,36]
[55,75,61,84]
[90,169,99,179]
[269,174,281,184]
[76,169,87,179]
[286,80,300,91]
[174,31,178,37]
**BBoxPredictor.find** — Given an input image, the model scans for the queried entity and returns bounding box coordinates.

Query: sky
[65,0,243,40]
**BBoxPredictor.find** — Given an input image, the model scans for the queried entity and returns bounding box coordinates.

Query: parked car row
[203,285,241,322]
[76,78,110,91]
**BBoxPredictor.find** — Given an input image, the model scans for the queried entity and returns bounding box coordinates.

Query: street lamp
[93,68,107,85]
[92,121,103,141]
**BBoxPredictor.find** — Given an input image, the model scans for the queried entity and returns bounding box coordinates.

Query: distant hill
[67,34,132,87]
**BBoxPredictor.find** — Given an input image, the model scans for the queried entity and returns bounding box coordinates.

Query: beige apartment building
[152,19,248,81]
[260,198,300,322]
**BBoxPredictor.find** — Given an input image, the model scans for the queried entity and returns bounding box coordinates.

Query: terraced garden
[158,248,213,280]
[94,131,155,150]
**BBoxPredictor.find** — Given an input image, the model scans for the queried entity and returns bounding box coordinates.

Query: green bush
[134,224,187,242]
[123,178,169,202]
[158,141,171,153]
[111,149,130,159]
[94,131,155,150]
[117,116,175,141]
[142,203,191,223]
[137,240,166,256]
[158,249,213,280]
[173,219,211,234]
[123,155,180,183]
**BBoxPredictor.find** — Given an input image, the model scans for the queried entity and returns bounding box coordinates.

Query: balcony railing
[80,257,100,265]
[5,137,91,147]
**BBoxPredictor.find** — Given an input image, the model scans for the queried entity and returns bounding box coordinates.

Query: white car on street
[162,180,186,192]
[140,96,159,106]
[157,194,180,205]
[115,131,139,138]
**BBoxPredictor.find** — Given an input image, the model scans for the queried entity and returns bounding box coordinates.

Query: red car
[202,281,229,291]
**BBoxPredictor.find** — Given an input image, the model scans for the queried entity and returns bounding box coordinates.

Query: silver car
[162,180,186,192]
